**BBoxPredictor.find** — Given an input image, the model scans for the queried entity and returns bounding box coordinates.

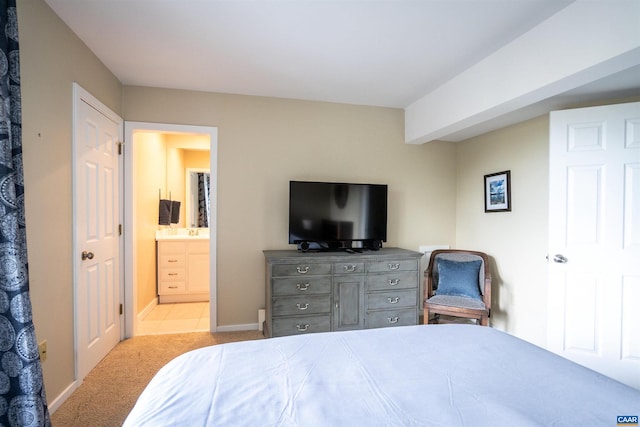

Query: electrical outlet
[38,341,47,362]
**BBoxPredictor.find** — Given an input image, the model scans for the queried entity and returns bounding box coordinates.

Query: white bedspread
[124,325,640,426]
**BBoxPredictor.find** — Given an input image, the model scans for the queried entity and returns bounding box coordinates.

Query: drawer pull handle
[387,297,399,304]
[296,283,310,291]
[388,263,400,270]
[296,266,310,274]
[388,279,399,286]
[168,273,179,276]
[168,286,178,289]
[168,259,178,263]
[344,265,357,272]
[296,303,309,310]
[296,324,310,332]
[387,316,399,324]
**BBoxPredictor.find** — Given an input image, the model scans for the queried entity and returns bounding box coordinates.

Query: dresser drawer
[366,308,417,329]
[159,254,186,268]
[333,262,365,275]
[366,289,417,310]
[367,259,418,273]
[367,271,418,291]
[158,241,187,254]
[272,277,332,296]
[272,263,332,277]
[272,295,331,316]
[159,268,186,282]
[272,315,331,337]
[158,281,186,294]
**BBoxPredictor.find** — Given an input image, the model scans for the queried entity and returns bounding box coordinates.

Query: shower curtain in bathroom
[197,172,210,228]
[0,2,51,426]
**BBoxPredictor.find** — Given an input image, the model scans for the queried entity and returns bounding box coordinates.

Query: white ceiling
[43,0,640,141]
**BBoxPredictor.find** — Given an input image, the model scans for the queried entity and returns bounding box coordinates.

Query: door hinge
[117,141,123,155]
[119,304,123,315]
[118,224,123,236]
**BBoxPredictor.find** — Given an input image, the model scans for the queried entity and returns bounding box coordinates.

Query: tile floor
[137,301,210,335]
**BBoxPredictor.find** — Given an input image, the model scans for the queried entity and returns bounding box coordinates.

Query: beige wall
[133,132,167,312]
[18,0,123,405]
[123,87,457,327]
[455,116,550,346]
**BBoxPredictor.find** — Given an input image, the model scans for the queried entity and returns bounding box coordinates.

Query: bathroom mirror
[185,168,211,228]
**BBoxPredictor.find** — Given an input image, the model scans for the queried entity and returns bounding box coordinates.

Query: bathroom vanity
[156,228,210,303]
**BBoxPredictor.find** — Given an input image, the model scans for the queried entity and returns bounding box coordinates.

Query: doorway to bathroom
[123,122,218,337]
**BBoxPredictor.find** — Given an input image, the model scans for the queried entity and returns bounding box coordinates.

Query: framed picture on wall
[484,170,511,212]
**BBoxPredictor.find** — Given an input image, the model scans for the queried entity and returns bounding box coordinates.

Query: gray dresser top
[263,248,422,264]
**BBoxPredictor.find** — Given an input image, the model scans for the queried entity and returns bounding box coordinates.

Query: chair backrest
[425,249,491,305]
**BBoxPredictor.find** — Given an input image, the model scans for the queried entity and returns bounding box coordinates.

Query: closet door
[547,101,640,389]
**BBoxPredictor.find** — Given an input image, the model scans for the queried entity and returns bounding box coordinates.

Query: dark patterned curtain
[197,172,210,228]
[0,1,51,426]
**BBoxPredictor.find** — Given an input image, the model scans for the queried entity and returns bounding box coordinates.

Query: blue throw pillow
[436,258,482,299]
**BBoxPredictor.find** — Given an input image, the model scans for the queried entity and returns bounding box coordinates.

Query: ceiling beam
[404,0,640,144]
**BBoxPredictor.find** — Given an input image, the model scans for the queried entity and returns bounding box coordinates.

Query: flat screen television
[289,181,387,251]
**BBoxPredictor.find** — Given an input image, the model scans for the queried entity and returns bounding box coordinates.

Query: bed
[124,325,640,426]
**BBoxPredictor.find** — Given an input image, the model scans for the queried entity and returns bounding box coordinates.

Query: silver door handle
[552,254,568,264]
[81,251,94,261]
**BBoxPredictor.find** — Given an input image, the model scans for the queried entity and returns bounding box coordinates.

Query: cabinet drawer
[272,315,331,337]
[367,259,418,273]
[272,263,332,277]
[272,295,331,316]
[159,268,185,281]
[158,241,187,254]
[366,308,417,329]
[366,289,417,310]
[159,254,186,267]
[158,281,186,294]
[333,262,365,275]
[367,271,417,291]
[272,277,332,296]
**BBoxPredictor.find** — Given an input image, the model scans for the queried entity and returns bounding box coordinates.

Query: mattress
[124,325,640,426]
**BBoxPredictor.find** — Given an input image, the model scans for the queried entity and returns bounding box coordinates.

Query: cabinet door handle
[388,279,399,286]
[387,316,399,324]
[343,265,357,272]
[388,263,400,270]
[296,283,310,291]
[387,297,399,304]
[296,324,310,332]
[296,303,309,310]
[296,266,310,274]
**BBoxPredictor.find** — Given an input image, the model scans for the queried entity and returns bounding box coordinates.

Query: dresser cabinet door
[333,275,365,331]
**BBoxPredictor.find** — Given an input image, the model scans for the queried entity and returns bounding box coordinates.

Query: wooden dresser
[263,248,422,337]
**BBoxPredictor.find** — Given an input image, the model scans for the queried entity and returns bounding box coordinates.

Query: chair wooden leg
[480,316,489,326]
[423,308,429,324]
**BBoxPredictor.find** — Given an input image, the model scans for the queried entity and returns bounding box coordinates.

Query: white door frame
[72,83,124,379]
[123,122,218,337]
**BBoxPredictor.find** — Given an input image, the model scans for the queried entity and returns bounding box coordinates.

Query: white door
[548,101,640,389]
[74,85,123,380]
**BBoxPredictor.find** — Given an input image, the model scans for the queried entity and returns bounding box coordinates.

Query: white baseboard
[215,323,259,332]
[47,379,78,414]
[138,298,158,322]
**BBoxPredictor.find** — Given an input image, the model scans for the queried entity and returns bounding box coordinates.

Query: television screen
[289,181,387,250]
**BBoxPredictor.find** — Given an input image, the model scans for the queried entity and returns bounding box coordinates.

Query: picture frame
[484,170,511,212]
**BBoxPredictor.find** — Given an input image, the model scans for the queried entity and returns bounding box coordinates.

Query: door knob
[552,254,568,264]
[81,251,94,261]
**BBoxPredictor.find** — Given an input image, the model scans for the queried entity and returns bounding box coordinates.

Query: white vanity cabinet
[157,239,209,303]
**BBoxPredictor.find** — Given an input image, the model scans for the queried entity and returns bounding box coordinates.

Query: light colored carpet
[51,330,264,426]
